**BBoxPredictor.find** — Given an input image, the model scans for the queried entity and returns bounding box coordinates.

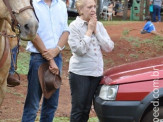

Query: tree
[139,0,145,20]
[96,0,102,20]
[145,0,150,16]
[123,0,128,20]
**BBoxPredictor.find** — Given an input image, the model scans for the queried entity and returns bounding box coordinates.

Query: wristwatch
[57,45,65,51]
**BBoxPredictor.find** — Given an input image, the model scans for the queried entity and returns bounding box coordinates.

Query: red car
[94,56,163,122]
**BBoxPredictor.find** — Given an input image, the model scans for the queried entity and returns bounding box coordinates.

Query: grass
[129,54,139,59]
[68,17,139,26]
[16,51,30,75]
[122,28,130,36]
[0,117,98,122]
[34,117,98,122]
[118,54,125,58]
[53,117,98,122]
[16,41,29,75]
[120,32,163,60]
[6,88,24,98]
[122,34,163,50]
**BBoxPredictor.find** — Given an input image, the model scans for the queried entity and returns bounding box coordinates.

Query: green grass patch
[53,117,69,122]
[118,54,125,58]
[0,117,98,122]
[16,51,30,75]
[6,88,24,98]
[53,117,98,122]
[68,17,137,26]
[102,21,135,26]
[16,41,29,75]
[129,54,139,59]
[122,28,130,36]
[122,36,141,48]
[34,117,98,122]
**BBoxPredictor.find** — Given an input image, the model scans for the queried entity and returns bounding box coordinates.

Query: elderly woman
[68,0,114,121]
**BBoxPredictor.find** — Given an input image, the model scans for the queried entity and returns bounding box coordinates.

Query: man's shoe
[7,74,20,87]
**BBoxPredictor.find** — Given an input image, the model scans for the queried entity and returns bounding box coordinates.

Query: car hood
[101,56,163,85]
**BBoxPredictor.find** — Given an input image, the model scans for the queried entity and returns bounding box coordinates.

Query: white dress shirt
[26,0,69,53]
[68,17,114,77]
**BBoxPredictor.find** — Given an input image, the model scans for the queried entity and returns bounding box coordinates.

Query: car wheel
[141,106,163,122]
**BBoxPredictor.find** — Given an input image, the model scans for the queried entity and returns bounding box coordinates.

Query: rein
[0,31,10,69]
[2,0,34,34]
[0,20,19,71]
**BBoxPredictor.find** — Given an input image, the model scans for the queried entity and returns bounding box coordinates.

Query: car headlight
[99,85,118,100]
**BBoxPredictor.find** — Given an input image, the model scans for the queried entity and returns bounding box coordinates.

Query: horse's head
[3,0,38,41]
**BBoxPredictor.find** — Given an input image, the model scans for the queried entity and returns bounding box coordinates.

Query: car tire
[141,106,163,122]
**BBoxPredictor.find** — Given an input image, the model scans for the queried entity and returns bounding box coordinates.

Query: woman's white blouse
[68,17,114,77]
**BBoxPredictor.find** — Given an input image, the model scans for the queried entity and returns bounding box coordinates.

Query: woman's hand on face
[49,59,59,75]
[92,15,97,34]
[86,15,97,36]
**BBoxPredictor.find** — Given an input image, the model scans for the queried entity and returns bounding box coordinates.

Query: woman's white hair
[75,0,97,15]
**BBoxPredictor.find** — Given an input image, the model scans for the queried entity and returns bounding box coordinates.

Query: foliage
[16,51,30,75]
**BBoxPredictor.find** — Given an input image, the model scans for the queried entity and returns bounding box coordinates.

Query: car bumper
[94,95,141,122]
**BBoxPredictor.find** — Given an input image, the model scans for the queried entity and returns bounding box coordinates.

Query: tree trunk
[145,0,150,16]
[96,0,102,20]
[139,0,144,20]
[123,0,128,20]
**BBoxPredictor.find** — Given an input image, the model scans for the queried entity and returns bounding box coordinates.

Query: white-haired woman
[68,0,114,121]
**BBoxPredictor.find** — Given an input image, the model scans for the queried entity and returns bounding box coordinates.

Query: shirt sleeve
[68,22,91,56]
[95,22,114,52]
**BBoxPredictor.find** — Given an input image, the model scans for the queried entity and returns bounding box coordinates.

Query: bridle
[0,0,34,70]
[3,0,34,34]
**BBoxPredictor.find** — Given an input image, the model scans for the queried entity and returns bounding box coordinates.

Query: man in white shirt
[21,0,69,122]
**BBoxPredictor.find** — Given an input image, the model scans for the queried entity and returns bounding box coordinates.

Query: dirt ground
[0,21,163,121]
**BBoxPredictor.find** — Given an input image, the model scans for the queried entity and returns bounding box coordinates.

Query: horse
[0,0,38,106]
[0,0,38,40]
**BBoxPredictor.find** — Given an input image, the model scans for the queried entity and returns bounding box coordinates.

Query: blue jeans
[9,46,18,74]
[69,72,102,122]
[22,53,62,122]
[153,5,161,22]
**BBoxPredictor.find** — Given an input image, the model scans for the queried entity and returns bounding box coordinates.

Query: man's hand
[49,59,59,75]
[42,48,60,61]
